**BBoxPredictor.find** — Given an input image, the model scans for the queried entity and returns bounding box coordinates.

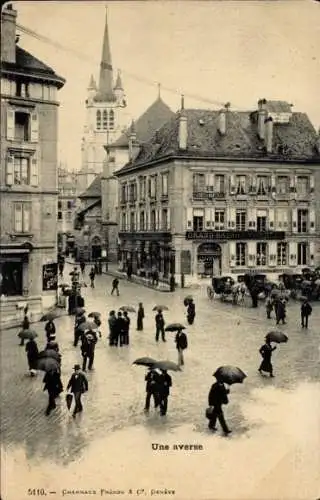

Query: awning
[0,248,30,255]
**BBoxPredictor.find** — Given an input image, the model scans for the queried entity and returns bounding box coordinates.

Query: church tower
[78,6,127,194]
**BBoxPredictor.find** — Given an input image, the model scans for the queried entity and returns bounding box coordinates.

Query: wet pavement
[1,265,320,500]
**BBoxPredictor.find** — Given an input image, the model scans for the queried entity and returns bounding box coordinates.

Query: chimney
[265,117,273,153]
[218,109,226,135]
[128,120,139,161]
[1,5,17,64]
[257,99,267,140]
[178,113,188,150]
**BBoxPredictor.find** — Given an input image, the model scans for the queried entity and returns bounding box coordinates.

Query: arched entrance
[91,236,102,261]
[197,243,222,277]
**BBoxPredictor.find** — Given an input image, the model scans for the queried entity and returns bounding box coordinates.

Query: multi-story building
[57,165,77,255]
[76,7,127,196]
[114,99,320,284]
[0,5,65,324]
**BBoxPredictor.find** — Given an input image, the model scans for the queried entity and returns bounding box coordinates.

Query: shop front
[197,242,222,277]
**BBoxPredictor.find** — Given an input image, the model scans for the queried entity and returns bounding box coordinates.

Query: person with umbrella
[155,310,166,343]
[111,278,120,296]
[301,298,312,328]
[66,364,88,418]
[137,302,145,331]
[144,366,161,412]
[25,337,39,376]
[80,260,86,276]
[207,379,231,435]
[259,337,277,377]
[45,335,60,353]
[74,313,86,347]
[275,297,286,325]
[115,311,125,347]
[122,311,130,345]
[265,295,274,319]
[43,368,63,416]
[81,330,98,371]
[45,319,56,342]
[108,310,117,346]
[158,369,172,416]
[175,328,188,367]
[19,312,30,346]
[186,299,196,325]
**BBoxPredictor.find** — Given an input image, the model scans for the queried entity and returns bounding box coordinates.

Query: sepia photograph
[0,1,320,499]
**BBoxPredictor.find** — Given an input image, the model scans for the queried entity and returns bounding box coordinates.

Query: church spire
[96,5,115,101]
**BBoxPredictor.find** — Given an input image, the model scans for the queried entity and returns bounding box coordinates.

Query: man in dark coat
[187,301,196,325]
[111,278,120,296]
[158,369,172,416]
[122,311,130,345]
[137,303,145,331]
[155,311,166,342]
[74,313,86,347]
[108,310,117,346]
[20,314,30,346]
[115,311,126,347]
[43,369,63,416]
[301,299,312,328]
[144,367,160,411]
[207,380,231,434]
[66,364,88,418]
[25,339,39,375]
[175,329,188,366]
[45,320,56,341]
[275,298,286,325]
[81,331,97,371]
[89,267,96,288]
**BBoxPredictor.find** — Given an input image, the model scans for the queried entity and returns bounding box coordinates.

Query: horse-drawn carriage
[207,276,241,302]
[279,268,320,301]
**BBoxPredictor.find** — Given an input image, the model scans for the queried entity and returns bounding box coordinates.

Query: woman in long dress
[259,338,277,377]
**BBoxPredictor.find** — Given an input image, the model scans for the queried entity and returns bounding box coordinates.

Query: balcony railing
[192,191,216,200]
[119,224,171,233]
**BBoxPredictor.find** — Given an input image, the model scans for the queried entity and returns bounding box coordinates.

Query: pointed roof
[88,74,97,90]
[78,175,102,199]
[114,70,123,90]
[110,97,175,148]
[94,7,116,102]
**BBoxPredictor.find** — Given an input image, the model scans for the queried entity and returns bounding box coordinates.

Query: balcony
[7,139,36,154]
[192,191,215,201]
[160,194,168,202]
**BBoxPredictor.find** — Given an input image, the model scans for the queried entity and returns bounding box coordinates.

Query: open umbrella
[74,307,85,316]
[37,357,60,372]
[119,306,136,313]
[183,296,193,306]
[213,366,247,385]
[265,330,288,344]
[153,360,181,372]
[133,357,158,367]
[152,305,169,311]
[38,349,61,362]
[78,321,97,332]
[88,311,101,318]
[17,329,38,340]
[40,312,59,322]
[165,323,186,332]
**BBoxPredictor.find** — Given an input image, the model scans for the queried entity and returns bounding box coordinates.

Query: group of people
[107,310,131,346]
[144,366,172,416]
[266,295,313,328]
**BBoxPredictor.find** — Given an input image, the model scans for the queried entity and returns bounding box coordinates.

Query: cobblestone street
[1,266,320,500]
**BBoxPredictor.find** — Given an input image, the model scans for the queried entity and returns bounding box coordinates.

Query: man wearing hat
[66,364,88,418]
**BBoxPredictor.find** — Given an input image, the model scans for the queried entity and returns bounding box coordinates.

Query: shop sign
[42,263,58,291]
[186,231,285,241]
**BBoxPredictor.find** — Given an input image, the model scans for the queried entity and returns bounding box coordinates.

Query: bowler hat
[74,364,81,370]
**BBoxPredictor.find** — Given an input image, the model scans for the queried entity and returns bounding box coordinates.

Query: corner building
[0,6,65,324]
[115,100,320,285]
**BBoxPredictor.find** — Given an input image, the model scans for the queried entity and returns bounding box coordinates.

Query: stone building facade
[57,166,78,256]
[115,100,320,285]
[0,5,65,325]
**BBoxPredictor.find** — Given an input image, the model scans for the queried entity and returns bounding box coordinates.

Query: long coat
[208,382,229,408]
[25,340,39,370]
[137,306,144,330]
[67,372,88,394]
[43,371,63,397]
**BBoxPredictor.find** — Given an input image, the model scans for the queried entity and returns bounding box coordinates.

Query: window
[257,210,267,232]
[214,210,225,230]
[149,177,156,199]
[58,201,62,210]
[277,176,289,194]
[236,175,246,194]
[256,242,267,266]
[109,109,114,130]
[206,173,214,193]
[6,155,38,186]
[297,242,308,265]
[102,110,108,130]
[0,261,23,296]
[215,175,225,194]
[297,209,308,233]
[65,211,72,222]
[236,242,246,266]
[162,209,168,230]
[236,210,246,230]
[130,212,135,231]
[14,203,31,233]
[296,176,308,195]
[58,211,62,220]
[140,211,145,230]
[13,157,29,185]
[277,242,287,266]
[96,110,101,130]
[121,184,127,203]
[193,173,205,193]
[161,174,168,196]
[193,209,204,231]
[139,177,146,200]
[150,210,156,230]
[129,183,136,203]
[67,200,73,210]
[257,176,269,195]
[15,112,30,141]
[121,213,126,230]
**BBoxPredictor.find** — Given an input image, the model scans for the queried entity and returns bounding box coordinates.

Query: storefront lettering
[186,231,285,241]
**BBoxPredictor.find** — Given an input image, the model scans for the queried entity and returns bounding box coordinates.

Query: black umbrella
[18,329,38,340]
[152,305,169,311]
[38,349,61,362]
[213,366,247,385]
[119,306,136,313]
[165,323,186,332]
[265,330,288,344]
[133,357,158,367]
[88,311,101,318]
[78,321,97,332]
[38,357,60,372]
[40,312,58,322]
[153,360,181,372]
[74,307,86,316]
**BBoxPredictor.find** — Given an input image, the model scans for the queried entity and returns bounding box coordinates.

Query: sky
[13,0,320,170]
